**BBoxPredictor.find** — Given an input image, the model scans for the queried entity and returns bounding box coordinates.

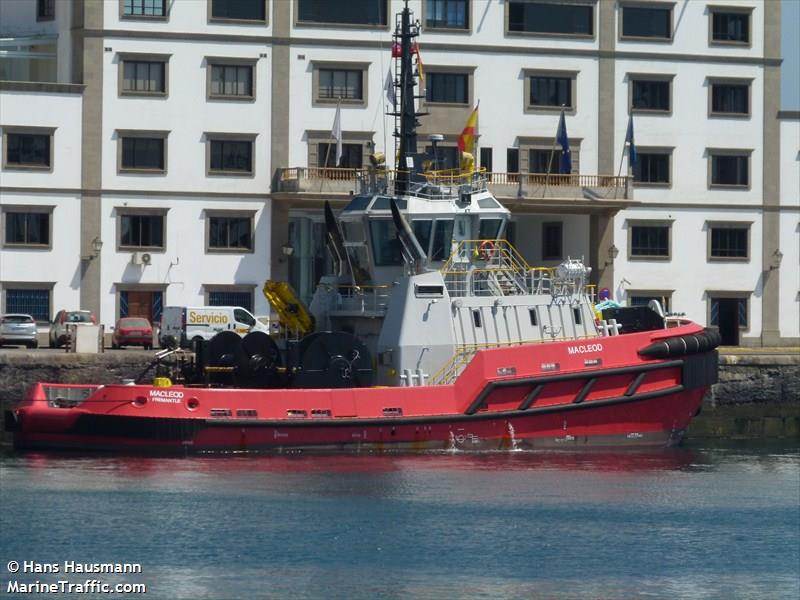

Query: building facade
[0,0,797,346]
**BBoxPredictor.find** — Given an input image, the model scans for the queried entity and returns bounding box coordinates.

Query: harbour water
[1,443,798,599]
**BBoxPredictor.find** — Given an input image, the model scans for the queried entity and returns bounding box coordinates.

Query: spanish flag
[415,45,425,83]
[457,102,479,155]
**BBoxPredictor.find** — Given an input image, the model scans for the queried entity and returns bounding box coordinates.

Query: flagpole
[320,98,341,193]
[544,107,564,195]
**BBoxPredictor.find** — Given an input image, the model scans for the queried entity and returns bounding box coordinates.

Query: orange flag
[457,103,479,155]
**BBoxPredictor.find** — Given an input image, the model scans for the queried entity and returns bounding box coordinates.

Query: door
[713,297,741,346]
[120,290,163,324]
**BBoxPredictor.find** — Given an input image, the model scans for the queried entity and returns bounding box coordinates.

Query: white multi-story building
[0,0,797,347]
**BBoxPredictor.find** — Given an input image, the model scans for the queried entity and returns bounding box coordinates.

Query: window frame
[1,205,54,250]
[708,5,752,47]
[305,130,373,170]
[707,291,750,332]
[541,221,563,261]
[37,0,55,21]
[1,284,54,323]
[206,57,257,102]
[205,210,256,254]
[119,0,168,20]
[505,0,596,39]
[627,290,673,313]
[627,219,673,261]
[206,133,257,177]
[117,52,170,98]
[708,148,752,189]
[116,129,169,175]
[632,146,673,188]
[425,70,471,106]
[523,69,578,114]
[706,221,751,262]
[422,0,472,33]
[518,136,582,175]
[628,73,674,115]
[116,207,168,252]
[1,127,55,172]
[312,61,370,107]
[618,2,674,43]
[208,0,269,25]
[294,0,389,29]
[204,285,257,312]
[707,77,752,118]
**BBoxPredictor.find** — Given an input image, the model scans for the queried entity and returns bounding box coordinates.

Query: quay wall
[0,351,797,444]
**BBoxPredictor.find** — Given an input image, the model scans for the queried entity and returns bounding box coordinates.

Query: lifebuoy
[478,240,496,260]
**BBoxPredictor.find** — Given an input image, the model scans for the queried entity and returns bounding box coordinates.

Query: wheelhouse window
[369,220,403,266]
[508,1,593,37]
[631,77,671,112]
[208,137,254,175]
[208,290,253,312]
[425,0,469,30]
[431,219,454,261]
[209,63,254,99]
[121,59,166,95]
[4,210,50,247]
[318,143,363,169]
[710,81,749,116]
[630,224,669,258]
[412,220,433,255]
[37,0,55,20]
[208,215,253,252]
[711,10,750,44]
[120,135,166,172]
[297,0,388,27]
[5,288,50,322]
[633,151,670,185]
[529,75,573,110]
[479,219,503,240]
[3,131,51,169]
[123,0,166,17]
[542,222,562,260]
[710,152,749,187]
[319,69,363,101]
[120,213,164,249]
[709,225,748,259]
[210,0,266,21]
[426,72,469,104]
[620,5,672,40]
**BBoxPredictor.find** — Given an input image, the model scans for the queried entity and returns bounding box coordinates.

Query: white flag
[332,103,342,166]
[384,69,396,107]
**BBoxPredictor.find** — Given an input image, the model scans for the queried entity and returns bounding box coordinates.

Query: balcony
[0,35,58,83]
[274,167,634,209]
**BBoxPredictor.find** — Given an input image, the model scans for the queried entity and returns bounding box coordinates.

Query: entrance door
[120,290,163,324]
[714,297,741,346]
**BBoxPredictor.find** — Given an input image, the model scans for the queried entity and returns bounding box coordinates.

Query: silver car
[0,314,38,348]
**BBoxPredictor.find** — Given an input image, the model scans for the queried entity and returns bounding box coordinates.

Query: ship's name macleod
[566,343,604,355]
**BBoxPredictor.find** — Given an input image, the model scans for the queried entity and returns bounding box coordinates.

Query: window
[633,151,670,185]
[121,59,167,95]
[426,72,469,104]
[369,220,403,266]
[37,0,55,20]
[209,62,254,99]
[297,0,387,27]
[479,219,503,240]
[528,149,558,174]
[630,77,671,112]
[412,220,433,256]
[122,0,166,17]
[480,148,492,172]
[210,0,266,22]
[318,143,363,168]
[208,137,254,175]
[208,215,254,251]
[425,145,459,170]
[319,69,363,101]
[431,219,454,261]
[472,309,482,328]
[4,210,50,247]
[542,222,562,260]
[709,80,750,116]
[3,131,52,169]
[528,75,573,110]
[710,152,749,187]
[208,290,253,312]
[5,288,50,322]
[425,0,469,30]
[629,293,671,313]
[710,10,750,44]
[120,135,166,172]
[507,148,519,173]
[629,224,669,258]
[528,308,538,326]
[119,213,165,249]
[620,4,672,40]
[508,1,593,37]
[709,224,749,259]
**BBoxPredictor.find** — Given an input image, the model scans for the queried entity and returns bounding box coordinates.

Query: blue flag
[556,111,572,174]
[625,116,637,169]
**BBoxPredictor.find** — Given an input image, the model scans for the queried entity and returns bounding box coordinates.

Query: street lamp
[605,244,619,266]
[83,237,103,261]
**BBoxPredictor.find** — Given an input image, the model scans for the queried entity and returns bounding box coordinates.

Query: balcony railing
[275,167,631,200]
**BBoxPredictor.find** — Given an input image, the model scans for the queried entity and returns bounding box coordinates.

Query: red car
[112,317,153,350]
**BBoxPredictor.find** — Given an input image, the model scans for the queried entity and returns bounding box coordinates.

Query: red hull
[7,324,717,454]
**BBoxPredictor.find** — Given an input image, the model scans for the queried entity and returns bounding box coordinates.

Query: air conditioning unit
[131,252,152,266]
[140,252,152,265]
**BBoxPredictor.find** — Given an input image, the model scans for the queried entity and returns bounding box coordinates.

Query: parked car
[49,310,96,348]
[0,314,38,348]
[112,317,154,350]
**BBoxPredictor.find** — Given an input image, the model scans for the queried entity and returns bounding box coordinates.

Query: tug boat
[5,4,720,454]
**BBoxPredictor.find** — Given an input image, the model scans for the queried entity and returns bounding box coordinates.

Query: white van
[160,306,269,348]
